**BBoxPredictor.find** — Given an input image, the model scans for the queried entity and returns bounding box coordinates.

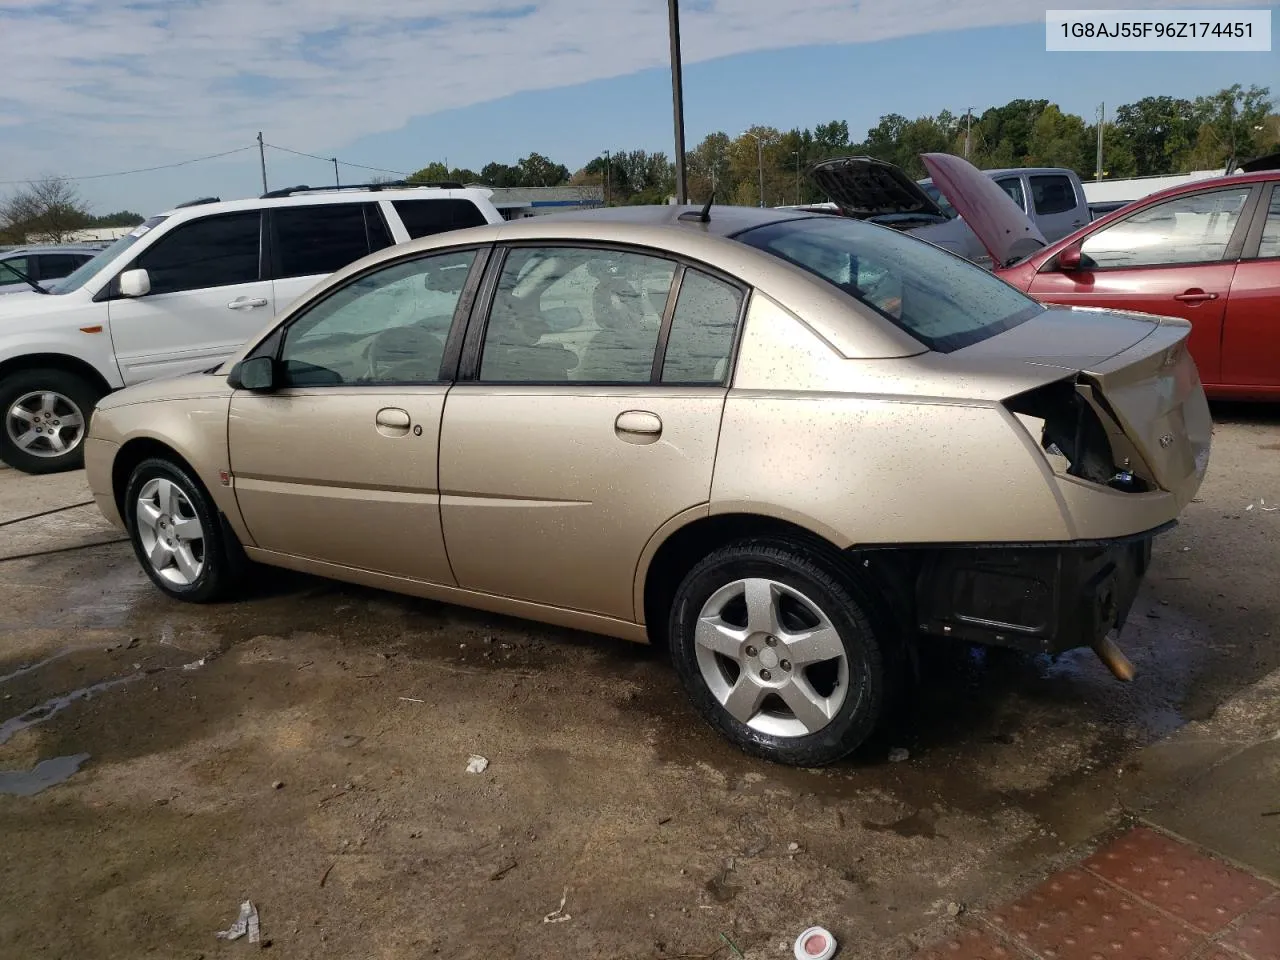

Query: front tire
[0,368,102,474]
[124,457,243,603]
[668,540,885,766]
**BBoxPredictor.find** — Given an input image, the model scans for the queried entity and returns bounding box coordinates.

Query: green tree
[1025,105,1092,173]
[516,152,570,187]
[1112,96,1195,176]
[0,176,91,243]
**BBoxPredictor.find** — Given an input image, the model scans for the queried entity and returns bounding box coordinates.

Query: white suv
[0,183,503,473]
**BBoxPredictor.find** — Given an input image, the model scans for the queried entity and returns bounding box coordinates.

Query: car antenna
[678,192,714,223]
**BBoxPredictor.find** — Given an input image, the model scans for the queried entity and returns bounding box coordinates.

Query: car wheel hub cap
[5,391,86,459]
[694,577,851,739]
[135,478,206,587]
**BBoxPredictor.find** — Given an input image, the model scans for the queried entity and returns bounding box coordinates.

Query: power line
[263,141,410,178]
[0,145,256,186]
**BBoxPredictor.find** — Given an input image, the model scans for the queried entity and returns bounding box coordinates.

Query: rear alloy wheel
[669,541,885,766]
[125,457,244,603]
[0,369,101,474]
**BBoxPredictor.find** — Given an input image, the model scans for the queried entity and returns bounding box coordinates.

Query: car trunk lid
[920,153,1048,267]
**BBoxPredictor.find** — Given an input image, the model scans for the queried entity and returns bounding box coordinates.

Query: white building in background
[482,185,604,219]
[1080,169,1226,205]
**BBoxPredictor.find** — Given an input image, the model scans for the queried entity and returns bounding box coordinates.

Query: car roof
[531,202,816,238]
[155,185,495,219]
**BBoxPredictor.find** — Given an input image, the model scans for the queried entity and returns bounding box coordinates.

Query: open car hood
[807,156,947,221]
[920,153,1047,267]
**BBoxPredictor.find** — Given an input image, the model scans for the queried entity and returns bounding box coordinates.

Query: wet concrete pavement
[1,404,1278,959]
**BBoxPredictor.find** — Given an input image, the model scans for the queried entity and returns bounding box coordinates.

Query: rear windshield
[734,216,1043,353]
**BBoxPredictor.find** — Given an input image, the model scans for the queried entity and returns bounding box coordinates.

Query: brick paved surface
[916,827,1280,960]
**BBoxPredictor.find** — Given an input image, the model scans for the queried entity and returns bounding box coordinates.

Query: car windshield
[48,216,168,294]
[734,215,1044,353]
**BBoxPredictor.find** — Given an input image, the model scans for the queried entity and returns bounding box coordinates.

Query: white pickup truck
[0,183,503,474]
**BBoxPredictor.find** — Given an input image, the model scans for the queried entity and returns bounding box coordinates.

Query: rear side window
[995,177,1025,211]
[37,254,87,280]
[1256,187,1280,259]
[1030,175,1076,215]
[393,199,489,239]
[274,203,378,279]
[735,216,1042,353]
[661,270,744,384]
[134,212,261,295]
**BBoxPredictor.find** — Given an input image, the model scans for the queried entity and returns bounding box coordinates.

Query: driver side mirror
[118,268,151,298]
[1057,243,1084,272]
[228,356,277,392]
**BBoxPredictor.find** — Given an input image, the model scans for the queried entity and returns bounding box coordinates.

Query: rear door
[1025,184,1256,386]
[267,202,393,314]
[438,244,745,621]
[106,211,275,384]
[1028,172,1087,241]
[1219,181,1280,392]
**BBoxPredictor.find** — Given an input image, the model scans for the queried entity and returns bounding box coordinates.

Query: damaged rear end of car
[861,311,1211,681]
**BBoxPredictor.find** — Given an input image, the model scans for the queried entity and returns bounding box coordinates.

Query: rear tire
[668,539,885,766]
[0,368,102,474]
[124,457,245,603]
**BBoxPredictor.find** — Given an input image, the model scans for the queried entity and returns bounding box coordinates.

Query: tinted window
[735,216,1042,353]
[393,199,489,239]
[1080,187,1252,269]
[37,254,87,280]
[366,205,393,253]
[274,204,376,279]
[1256,188,1280,259]
[54,216,167,295]
[134,212,261,295]
[480,247,676,383]
[280,249,477,386]
[662,270,743,384]
[995,177,1026,211]
[1030,175,1076,215]
[0,256,31,288]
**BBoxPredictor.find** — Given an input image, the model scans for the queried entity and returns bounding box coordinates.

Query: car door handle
[615,410,662,444]
[1173,290,1218,303]
[375,407,411,436]
[227,296,269,309]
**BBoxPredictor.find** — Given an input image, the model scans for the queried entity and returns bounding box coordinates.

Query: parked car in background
[0,182,503,473]
[84,203,1209,766]
[919,165,1091,242]
[0,244,103,295]
[936,159,1280,401]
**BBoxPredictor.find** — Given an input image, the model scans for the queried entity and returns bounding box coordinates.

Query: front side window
[0,256,31,289]
[1080,186,1252,269]
[735,216,1042,353]
[479,247,676,383]
[1030,175,1076,215]
[661,270,744,384]
[133,212,261,295]
[273,204,380,279]
[393,199,489,239]
[995,177,1026,211]
[1256,187,1280,260]
[53,215,167,295]
[279,249,477,387]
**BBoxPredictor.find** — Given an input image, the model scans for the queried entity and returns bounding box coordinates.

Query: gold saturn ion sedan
[84,198,1211,766]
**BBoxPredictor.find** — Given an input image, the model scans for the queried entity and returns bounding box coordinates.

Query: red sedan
[924,155,1280,400]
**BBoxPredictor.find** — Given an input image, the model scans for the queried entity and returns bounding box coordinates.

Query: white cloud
[0,0,1271,178]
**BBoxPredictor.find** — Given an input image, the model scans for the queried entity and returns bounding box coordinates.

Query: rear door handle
[228,296,269,309]
[615,410,662,444]
[1173,290,1218,303]
[375,407,411,436]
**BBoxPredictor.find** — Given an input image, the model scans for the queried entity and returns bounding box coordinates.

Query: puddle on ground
[0,673,143,747]
[0,649,73,686]
[0,754,90,796]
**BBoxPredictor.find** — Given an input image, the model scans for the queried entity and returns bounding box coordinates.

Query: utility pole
[964,107,973,159]
[257,131,268,193]
[667,0,688,204]
[1095,102,1105,182]
[332,158,340,187]
[792,150,802,204]
[756,135,765,207]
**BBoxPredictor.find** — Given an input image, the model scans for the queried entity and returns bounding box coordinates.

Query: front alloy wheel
[669,540,885,766]
[134,476,206,587]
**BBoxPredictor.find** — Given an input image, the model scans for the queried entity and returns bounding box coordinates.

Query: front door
[1026,184,1255,386]
[1220,183,1280,392]
[228,248,483,583]
[440,245,747,621]
[107,211,276,384]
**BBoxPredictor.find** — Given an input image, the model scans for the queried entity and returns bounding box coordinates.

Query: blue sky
[0,1,1276,215]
